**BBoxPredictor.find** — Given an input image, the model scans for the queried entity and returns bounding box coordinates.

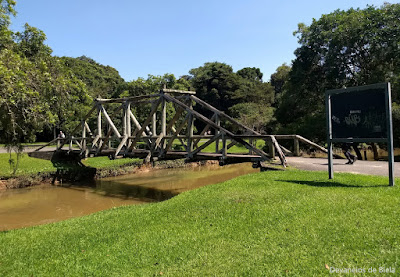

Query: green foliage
[61,56,124,99]
[0,49,51,144]
[190,62,276,133]
[0,170,398,275]
[236,67,263,82]
[270,63,290,106]
[276,3,400,142]
[0,0,15,49]
[229,103,275,133]
[14,23,52,59]
[190,62,240,112]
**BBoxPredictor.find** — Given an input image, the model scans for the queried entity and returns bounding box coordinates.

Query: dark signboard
[326,83,394,186]
[330,88,387,139]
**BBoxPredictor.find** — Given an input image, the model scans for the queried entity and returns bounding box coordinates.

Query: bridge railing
[36,90,337,166]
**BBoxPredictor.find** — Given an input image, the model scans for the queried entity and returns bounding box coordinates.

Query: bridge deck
[91,149,264,164]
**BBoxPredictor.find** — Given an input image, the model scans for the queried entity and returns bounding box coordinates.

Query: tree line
[1,1,399,148]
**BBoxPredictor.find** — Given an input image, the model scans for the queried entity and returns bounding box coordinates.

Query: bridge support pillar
[268,138,275,159]
[294,138,300,156]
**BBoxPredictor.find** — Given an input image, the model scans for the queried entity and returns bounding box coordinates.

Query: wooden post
[161,96,166,150]
[215,114,220,153]
[187,114,194,157]
[97,105,102,149]
[268,137,275,159]
[123,103,127,137]
[125,101,131,147]
[152,112,157,137]
[222,132,227,160]
[82,121,87,155]
[249,138,254,155]
[294,138,300,156]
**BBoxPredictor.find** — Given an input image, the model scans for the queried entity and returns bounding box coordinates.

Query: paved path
[0,146,57,154]
[286,156,399,177]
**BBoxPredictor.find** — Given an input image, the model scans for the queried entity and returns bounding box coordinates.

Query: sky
[10,0,393,82]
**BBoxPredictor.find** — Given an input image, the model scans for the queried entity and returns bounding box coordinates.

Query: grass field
[196,139,266,153]
[0,153,140,178]
[0,170,398,276]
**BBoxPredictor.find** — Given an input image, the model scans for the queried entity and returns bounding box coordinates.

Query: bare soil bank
[0,159,219,190]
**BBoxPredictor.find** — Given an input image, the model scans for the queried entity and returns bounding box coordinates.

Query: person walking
[341,143,357,164]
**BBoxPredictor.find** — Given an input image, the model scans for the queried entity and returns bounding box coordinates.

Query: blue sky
[11,0,392,82]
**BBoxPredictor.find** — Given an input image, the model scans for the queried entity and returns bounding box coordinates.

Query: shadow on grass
[279,179,386,188]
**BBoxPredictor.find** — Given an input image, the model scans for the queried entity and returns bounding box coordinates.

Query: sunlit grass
[0,153,140,178]
[1,170,398,276]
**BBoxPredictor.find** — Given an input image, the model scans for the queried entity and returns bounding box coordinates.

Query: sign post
[326,83,394,186]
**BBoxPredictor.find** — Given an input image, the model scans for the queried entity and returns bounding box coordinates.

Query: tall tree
[0,0,15,49]
[270,63,290,106]
[276,3,400,141]
[61,56,124,99]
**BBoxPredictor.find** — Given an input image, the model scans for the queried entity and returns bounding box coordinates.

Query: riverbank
[0,153,219,189]
[0,170,398,275]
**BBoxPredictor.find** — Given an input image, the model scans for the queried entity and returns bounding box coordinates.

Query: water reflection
[0,163,257,231]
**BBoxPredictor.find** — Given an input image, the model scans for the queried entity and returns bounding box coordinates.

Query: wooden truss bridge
[36,89,333,167]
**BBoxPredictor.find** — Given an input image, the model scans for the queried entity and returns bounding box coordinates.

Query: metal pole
[386,83,395,186]
[326,93,333,179]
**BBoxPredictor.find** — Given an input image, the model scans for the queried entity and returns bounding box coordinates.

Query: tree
[189,62,240,113]
[270,63,290,106]
[14,23,52,59]
[276,3,400,142]
[229,103,275,133]
[237,67,263,82]
[61,56,125,99]
[0,0,15,49]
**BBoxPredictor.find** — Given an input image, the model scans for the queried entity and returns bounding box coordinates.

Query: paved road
[0,146,57,154]
[286,156,399,177]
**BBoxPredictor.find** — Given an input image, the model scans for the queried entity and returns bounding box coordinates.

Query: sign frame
[326,83,394,186]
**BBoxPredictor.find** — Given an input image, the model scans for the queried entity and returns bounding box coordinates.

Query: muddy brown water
[0,163,257,231]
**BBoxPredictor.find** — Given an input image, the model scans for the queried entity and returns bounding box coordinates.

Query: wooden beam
[215,114,220,153]
[162,89,196,95]
[70,105,97,135]
[162,113,190,155]
[270,135,287,167]
[101,106,121,138]
[163,93,271,162]
[97,128,113,155]
[190,95,255,134]
[84,122,93,137]
[163,93,235,137]
[95,94,160,104]
[128,97,162,151]
[145,133,165,162]
[193,113,216,148]
[190,134,221,156]
[115,135,128,157]
[217,140,237,154]
[33,138,57,152]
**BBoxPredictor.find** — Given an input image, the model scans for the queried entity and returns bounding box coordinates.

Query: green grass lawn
[196,139,266,154]
[0,153,140,178]
[0,153,55,178]
[0,170,398,276]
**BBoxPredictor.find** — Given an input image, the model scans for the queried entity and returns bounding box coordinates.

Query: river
[0,163,257,231]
